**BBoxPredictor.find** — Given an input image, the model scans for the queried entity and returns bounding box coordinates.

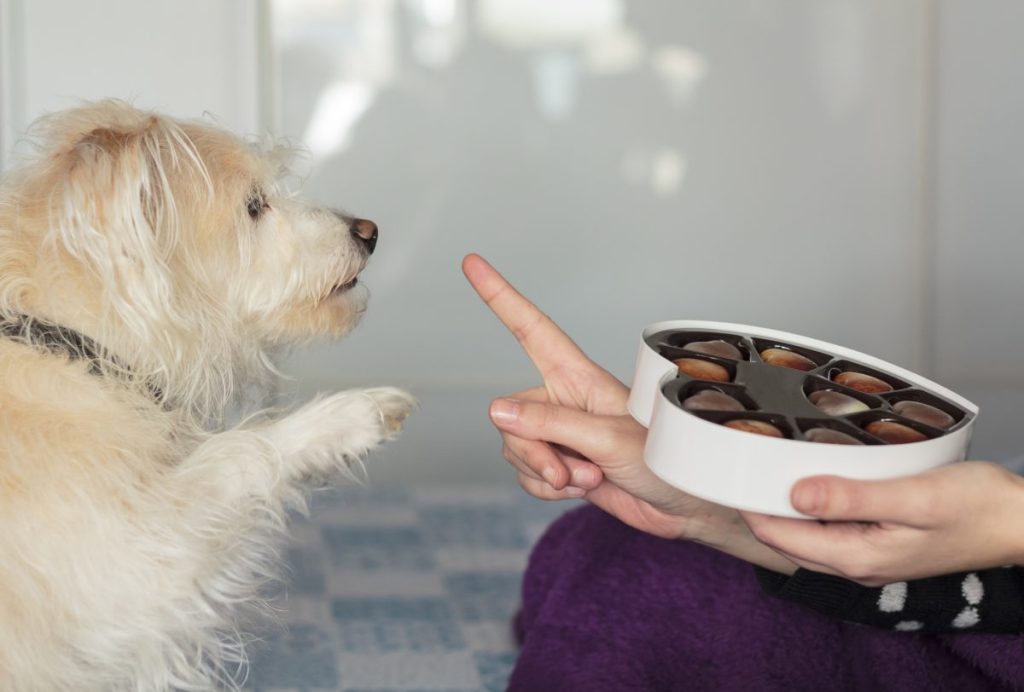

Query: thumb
[489,397,636,464]
[791,474,932,526]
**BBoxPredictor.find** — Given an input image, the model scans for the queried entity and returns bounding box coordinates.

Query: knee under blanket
[510,505,1024,691]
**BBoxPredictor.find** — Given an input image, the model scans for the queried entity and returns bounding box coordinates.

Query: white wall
[270,0,935,480]
[931,0,1024,466]
[1,0,1021,479]
[0,0,264,165]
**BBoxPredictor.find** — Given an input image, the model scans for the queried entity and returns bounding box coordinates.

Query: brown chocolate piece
[804,428,865,445]
[808,390,870,416]
[834,371,893,394]
[682,389,745,412]
[674,358,730,382]
[759,348,816,371]
[865,420,928,444]
[683,339,741,360]
[723,419,784,438]
[893,400,955,430]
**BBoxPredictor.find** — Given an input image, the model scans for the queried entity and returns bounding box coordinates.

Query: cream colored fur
[0,100,414,690]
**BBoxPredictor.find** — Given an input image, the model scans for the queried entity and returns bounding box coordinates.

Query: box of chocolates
[627,321,978,518]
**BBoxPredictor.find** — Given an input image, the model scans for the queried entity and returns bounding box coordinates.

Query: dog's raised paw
[267,388,416,470]
[360,387,417,435]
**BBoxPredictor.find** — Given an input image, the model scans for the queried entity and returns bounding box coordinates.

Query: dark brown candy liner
[656,330,751,361]
[795,418,882,445]
[825,360,911,393]
[658,345,739,382]
[751,338,833,369]
[646,329,975,444]
[802,377,884,411]
[880,390,966,429]
[846,410,946,442]
[687,410,794,440]
[674,382,759,412]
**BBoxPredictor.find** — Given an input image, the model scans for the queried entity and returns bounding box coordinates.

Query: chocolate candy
[683,339,741,360]
[808,390,870,416]
[865,421,928,444]
[674,358,730,382]
[804,428,865,445]
[834,371,893,394]
[661,329,972,450]
[682,389,745,412]
[759,348,816,371]
[893,401,955,430]
[723,419,784,438]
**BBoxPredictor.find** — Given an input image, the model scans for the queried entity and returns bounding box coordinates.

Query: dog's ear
[58,118,184,247]
[46,110,210,338]
[50,109,211,258]
[76,125,160,225]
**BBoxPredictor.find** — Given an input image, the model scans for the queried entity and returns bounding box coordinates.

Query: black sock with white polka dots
[755,566,1024,633]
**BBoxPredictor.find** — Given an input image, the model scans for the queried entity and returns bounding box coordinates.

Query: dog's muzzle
[350,218,378,254]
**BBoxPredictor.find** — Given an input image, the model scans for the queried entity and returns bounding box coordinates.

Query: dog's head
[0,100,377,412]
[30,100,376,340]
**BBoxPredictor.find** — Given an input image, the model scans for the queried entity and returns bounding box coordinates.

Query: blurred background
[2,0,1021,479]
[3,2,1023,689]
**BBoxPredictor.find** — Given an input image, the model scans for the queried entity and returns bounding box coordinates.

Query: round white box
[627,320,979,518]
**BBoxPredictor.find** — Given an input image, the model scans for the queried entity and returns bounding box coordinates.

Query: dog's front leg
[144,388,412,686]
[175,387,415,508]
[264,386,416,487]
[170,387,415,592]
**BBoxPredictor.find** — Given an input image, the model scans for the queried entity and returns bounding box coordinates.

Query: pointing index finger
[462,253,588,375]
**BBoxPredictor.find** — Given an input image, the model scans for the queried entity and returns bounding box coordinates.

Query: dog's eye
[246,191,268,221]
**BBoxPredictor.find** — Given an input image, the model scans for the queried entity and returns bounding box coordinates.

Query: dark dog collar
[0,314,108,374]
[0,314,163,401]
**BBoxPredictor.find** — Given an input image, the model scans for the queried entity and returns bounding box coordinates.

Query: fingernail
[571,467,595,488]
[793,481,825,513]
[490,398,520,423]
[542,466,558,486]
[565,486,586,498]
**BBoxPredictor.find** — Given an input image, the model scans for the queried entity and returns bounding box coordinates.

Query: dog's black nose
[350,218,378,254]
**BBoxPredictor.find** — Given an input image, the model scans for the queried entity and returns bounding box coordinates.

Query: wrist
[684,507,798,575]
[678,502,738,546]
[1006,467,1024,567]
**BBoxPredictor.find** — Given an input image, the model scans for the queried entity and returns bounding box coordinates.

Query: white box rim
[628,320,979,517]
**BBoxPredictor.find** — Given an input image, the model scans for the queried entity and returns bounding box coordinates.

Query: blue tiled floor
[245,483,574,692]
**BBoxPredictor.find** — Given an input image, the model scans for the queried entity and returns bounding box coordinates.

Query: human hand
[487,391,747,544]
[461,253,624,493]
[462,253,795,569]
[741,461,1024,586]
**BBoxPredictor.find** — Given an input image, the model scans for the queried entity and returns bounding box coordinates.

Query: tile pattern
[245,484,574,692]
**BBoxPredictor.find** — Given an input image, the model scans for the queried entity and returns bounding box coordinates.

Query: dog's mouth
[329,276,359,294]
[324,257,370,301]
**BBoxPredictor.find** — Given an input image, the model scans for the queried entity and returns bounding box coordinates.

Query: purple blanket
[511,505,1024,691]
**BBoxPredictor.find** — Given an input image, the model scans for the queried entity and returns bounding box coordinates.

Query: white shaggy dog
[0,101,415,690]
